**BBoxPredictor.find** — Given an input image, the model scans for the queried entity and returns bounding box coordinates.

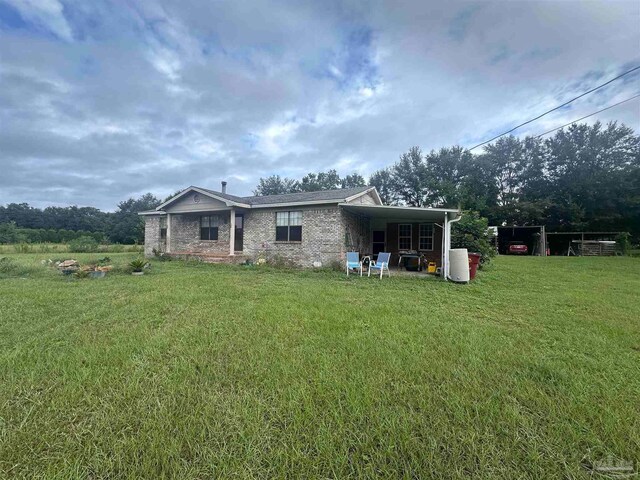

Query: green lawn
[0,254,638,478]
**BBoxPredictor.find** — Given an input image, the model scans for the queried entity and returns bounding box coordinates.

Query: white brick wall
[169,213,231,254]
[145,206,371,266]
[143,216,165,256]
[243,207,347,267]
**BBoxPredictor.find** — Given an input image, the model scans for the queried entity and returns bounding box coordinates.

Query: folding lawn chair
[368,252,391,279]
[346,252,363,276]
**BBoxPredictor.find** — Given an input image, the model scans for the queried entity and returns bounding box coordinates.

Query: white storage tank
[449,248,470,283]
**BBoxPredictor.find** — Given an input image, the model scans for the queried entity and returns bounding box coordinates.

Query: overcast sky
[1,0,639,210]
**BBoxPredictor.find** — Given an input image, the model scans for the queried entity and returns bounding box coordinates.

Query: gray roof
[199,185,372,206]
[198,187,252,204]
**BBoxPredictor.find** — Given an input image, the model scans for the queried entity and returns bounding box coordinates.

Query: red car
[508,241,528,255]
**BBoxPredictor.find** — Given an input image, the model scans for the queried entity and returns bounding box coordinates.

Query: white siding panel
[165,192,228,213]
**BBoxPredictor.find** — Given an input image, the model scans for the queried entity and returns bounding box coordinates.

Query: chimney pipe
[221,181,227,194]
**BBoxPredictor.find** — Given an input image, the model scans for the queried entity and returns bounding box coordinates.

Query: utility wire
[533,93,640,138]
[468,65,640,151]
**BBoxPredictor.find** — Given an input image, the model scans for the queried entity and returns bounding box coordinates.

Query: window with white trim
[200,215,221,240]
[398,224,412,250]
[276,211,302,241]
[419,223,434,251]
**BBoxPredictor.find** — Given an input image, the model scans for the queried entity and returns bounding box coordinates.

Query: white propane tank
[448,248,470,283]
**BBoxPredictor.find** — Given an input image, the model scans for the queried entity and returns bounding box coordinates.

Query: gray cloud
[1,0,639,210]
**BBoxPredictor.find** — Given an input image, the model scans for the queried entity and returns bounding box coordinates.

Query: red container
[468,253,482,280]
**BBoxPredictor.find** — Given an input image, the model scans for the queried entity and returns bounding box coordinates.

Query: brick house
[140,183,462,277]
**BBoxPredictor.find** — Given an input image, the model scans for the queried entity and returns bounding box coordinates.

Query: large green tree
[109,193,161,244]
[543,122,639,233]
[391,146,428,206]
[300,169,342,191]
[368,168,397,205]
[253,175,301,196]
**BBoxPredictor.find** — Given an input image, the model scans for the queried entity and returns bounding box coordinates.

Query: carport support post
[229,209,235,256]
[443,212,449,280]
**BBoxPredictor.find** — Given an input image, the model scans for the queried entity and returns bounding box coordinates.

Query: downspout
[441,213,447,279]
[445,212,462,281]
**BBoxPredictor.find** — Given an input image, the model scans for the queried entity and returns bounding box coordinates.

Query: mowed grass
[0,254,638,479]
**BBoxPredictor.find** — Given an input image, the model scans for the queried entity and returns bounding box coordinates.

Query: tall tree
[110,193,161,244]
[253,175,301,196]
[544,121,640,232]
[423,146,472,207]
[369,168,397,205]
[341,173,366,189]
[481,136,526,224]
[391,146,428,206]
[300,169,342,191]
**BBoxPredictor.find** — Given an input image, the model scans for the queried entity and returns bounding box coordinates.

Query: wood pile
[574,240,617,256]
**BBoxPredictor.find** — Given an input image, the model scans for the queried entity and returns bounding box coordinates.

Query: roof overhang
[339,203,461,222]
[138,210,167,216]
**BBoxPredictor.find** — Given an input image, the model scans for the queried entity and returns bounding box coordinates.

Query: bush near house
[451,210,495,264]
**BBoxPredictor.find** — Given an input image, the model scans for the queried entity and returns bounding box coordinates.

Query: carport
[495,225,547,256]
[339,204,462,280]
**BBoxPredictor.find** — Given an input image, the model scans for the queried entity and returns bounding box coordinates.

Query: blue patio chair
[368,252,391,279]
[346,252,363,276]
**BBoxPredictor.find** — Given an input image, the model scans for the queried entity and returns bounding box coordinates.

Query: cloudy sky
[1,0,639,210]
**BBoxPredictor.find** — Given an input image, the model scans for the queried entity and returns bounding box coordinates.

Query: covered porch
[340,203,462,280]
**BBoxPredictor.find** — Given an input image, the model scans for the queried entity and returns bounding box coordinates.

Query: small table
[398,254,422,271]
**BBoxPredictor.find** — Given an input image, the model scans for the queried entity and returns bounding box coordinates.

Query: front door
[372,230,385,257]
[234,214,244,252]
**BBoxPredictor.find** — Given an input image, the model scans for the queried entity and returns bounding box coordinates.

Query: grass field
[0,254,638,478]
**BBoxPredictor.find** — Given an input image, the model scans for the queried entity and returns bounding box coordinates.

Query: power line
[468,64,640,151]
[533,93,640,138]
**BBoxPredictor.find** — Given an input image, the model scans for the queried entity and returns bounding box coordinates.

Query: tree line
[255,121,640,240]
[253,170,367,195]
[2,120,638,245]
[0,193,161,244]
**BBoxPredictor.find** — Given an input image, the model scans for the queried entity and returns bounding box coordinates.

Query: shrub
[74,269,90,279]
[615,232,631,255]
[68,236,99,253]
[152,248,171,261]
[451,211,495,266]
[264,253,296,268]
[0,257,15,274]
[13,242,33,253]
[129,258,146,272]
[0,222,27,244]
[0,257,43,278]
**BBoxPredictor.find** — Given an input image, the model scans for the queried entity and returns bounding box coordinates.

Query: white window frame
[276,210,303,242]
[398,224,412,250]
[419,223,434,251]
[200,215,221,241]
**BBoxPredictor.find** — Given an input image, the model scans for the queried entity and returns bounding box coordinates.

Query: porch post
[443,212,450,280]
[229,209,235,256]
[166,213,172,253]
